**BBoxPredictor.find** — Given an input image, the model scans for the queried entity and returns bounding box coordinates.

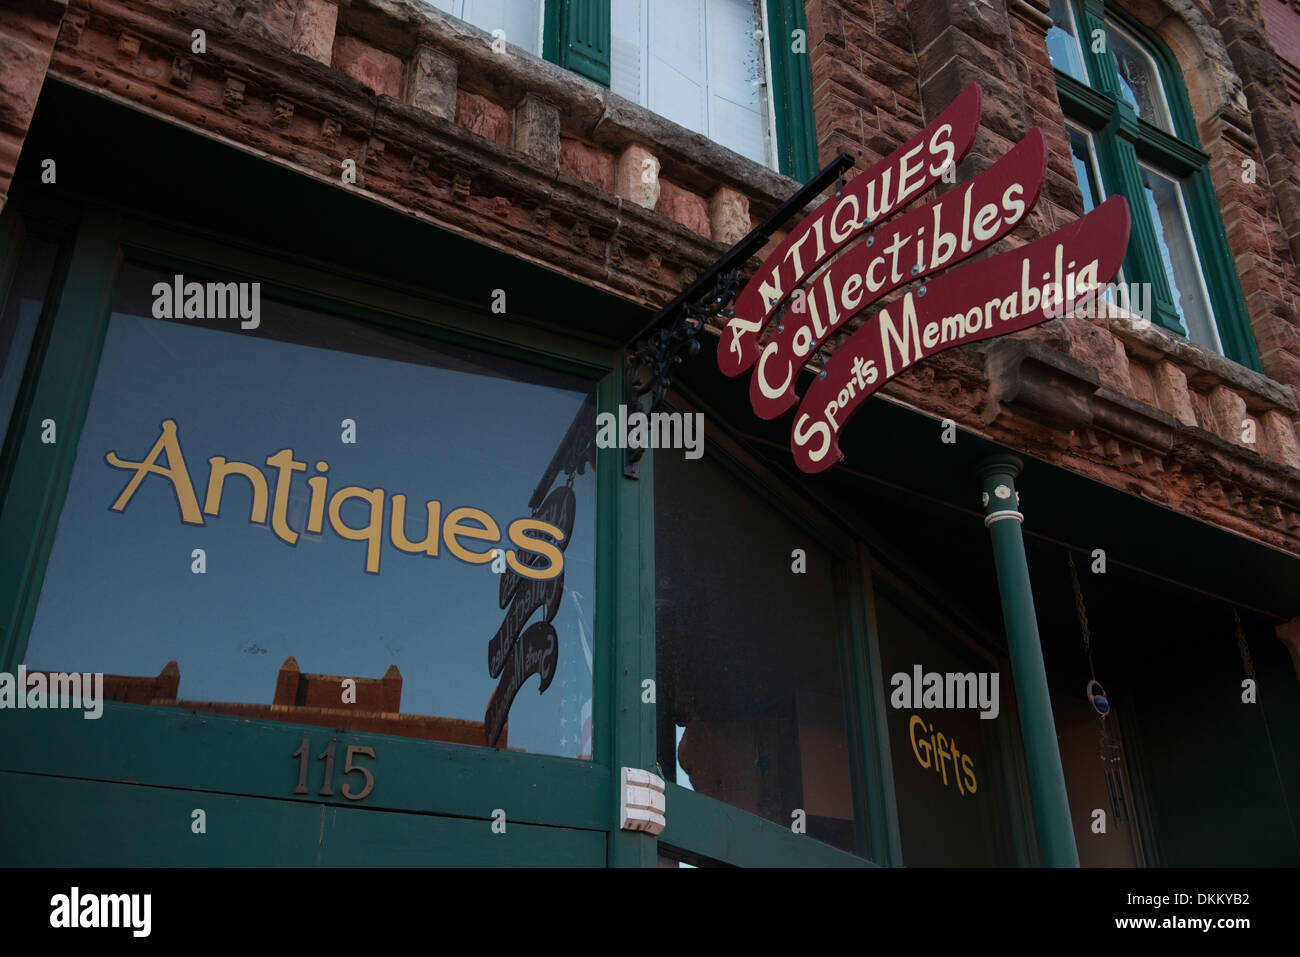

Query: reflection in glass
[873,591,1004,866]
[1068,127,1104,214]
[1107,21,1173,132]
[0,237,58,450]
[655,447,863,857]
[1067,126,1127,309]
[22,263,598,758]
[1140,165,1221,352]
[1046,0,1087,82]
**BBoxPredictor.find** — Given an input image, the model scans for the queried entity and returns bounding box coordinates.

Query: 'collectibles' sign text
[792,196,1128,471]
[720,83,983,378]
[715,84,1131,473]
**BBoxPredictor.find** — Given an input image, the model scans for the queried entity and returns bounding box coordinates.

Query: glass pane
[641,0,767,165]
[1067,127,1127,309]
[427,1,543,57]
[705,0,766,164]
[0,237,58,450]
[1068,126,1104,214]
[655,449,864,858]
[1140,165,1221,351]
[1046,0,1087,82]
[22,263,598,758]
[1107,21,1173,132]
[872,590,1005,866]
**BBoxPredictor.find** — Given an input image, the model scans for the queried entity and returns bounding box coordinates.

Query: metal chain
[1235,608,1255,681]
[1069,553,1128,821]
[1068,553,1096,681]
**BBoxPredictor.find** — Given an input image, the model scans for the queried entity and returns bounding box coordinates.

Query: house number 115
[292,740,375,800]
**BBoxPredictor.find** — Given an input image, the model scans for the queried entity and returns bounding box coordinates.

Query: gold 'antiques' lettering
[909,714,977,796]
[104,419,567,578]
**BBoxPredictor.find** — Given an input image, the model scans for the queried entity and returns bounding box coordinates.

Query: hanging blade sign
[717,82,983,378]
[790,195,1131,473]
[748,128,1048,421]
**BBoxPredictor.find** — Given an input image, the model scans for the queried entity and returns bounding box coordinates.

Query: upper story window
[1046,1,1262,371]
[1046,0,1088,82]
[1106,19,1173,131]
[427,0,545,55]
[425,0,817,180]
[610,0,767,166]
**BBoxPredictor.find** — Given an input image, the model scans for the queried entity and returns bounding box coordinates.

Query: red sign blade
[789,196,1132,473]
[717,82,983,378]
[747,127,1048,421]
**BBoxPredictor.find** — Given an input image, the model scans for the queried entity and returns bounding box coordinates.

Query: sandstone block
[513,93,560,168]
[405,44,457,121]
[292,0,338,65]
[708,186,749,246]
[616,144,660,209]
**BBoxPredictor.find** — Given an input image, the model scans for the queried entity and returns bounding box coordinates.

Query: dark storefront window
[872,590,1005,866]
[0,237,58,450]
[654,446,863,856]
[21,263,598,759]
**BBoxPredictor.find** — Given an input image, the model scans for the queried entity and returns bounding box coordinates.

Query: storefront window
[654,447,863,856]
[0,237,58,450]
[21,263,597,759]
[872,590,1004,866]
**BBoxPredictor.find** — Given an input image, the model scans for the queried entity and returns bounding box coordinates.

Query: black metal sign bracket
[622,151,857,478]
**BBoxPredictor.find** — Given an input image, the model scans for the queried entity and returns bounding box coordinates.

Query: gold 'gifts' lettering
[909,714,977,796]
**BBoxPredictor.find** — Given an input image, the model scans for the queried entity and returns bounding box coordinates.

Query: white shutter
[610,0,645,103]
[647,0,708,135]
[705,0,764,163]
[461,0,542,56]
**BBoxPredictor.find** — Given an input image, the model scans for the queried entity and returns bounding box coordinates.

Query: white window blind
[427,0,543,57]
[612,0,768,166]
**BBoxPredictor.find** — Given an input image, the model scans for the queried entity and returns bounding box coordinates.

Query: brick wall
[1259,0,1300,123]
[0,0,65,214]
[800,0,1300,548]
[3,0,1300,553]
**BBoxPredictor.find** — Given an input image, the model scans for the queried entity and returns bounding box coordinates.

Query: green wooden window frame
[765,0,819,181]
[1052,0,1262,371]
[0,190,666,865]
[543,0,611,87]
[541,0,818,181]
[645,402,1044,866]
[646,414,888,866]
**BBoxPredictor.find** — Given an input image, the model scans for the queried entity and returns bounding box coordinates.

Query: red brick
[330,35,402,97]
[654,179,711,238]
[559,137,614,192]
[456,90,510,146]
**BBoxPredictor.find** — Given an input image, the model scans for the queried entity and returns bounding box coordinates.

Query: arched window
[1047,0,1262,370]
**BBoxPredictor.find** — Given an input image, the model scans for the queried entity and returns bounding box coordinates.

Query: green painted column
[977,455,1079,868]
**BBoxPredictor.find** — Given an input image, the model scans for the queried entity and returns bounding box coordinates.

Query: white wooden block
[620,767,667,835]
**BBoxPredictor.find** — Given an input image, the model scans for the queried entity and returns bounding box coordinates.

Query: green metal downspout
[978,455,1079,867]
